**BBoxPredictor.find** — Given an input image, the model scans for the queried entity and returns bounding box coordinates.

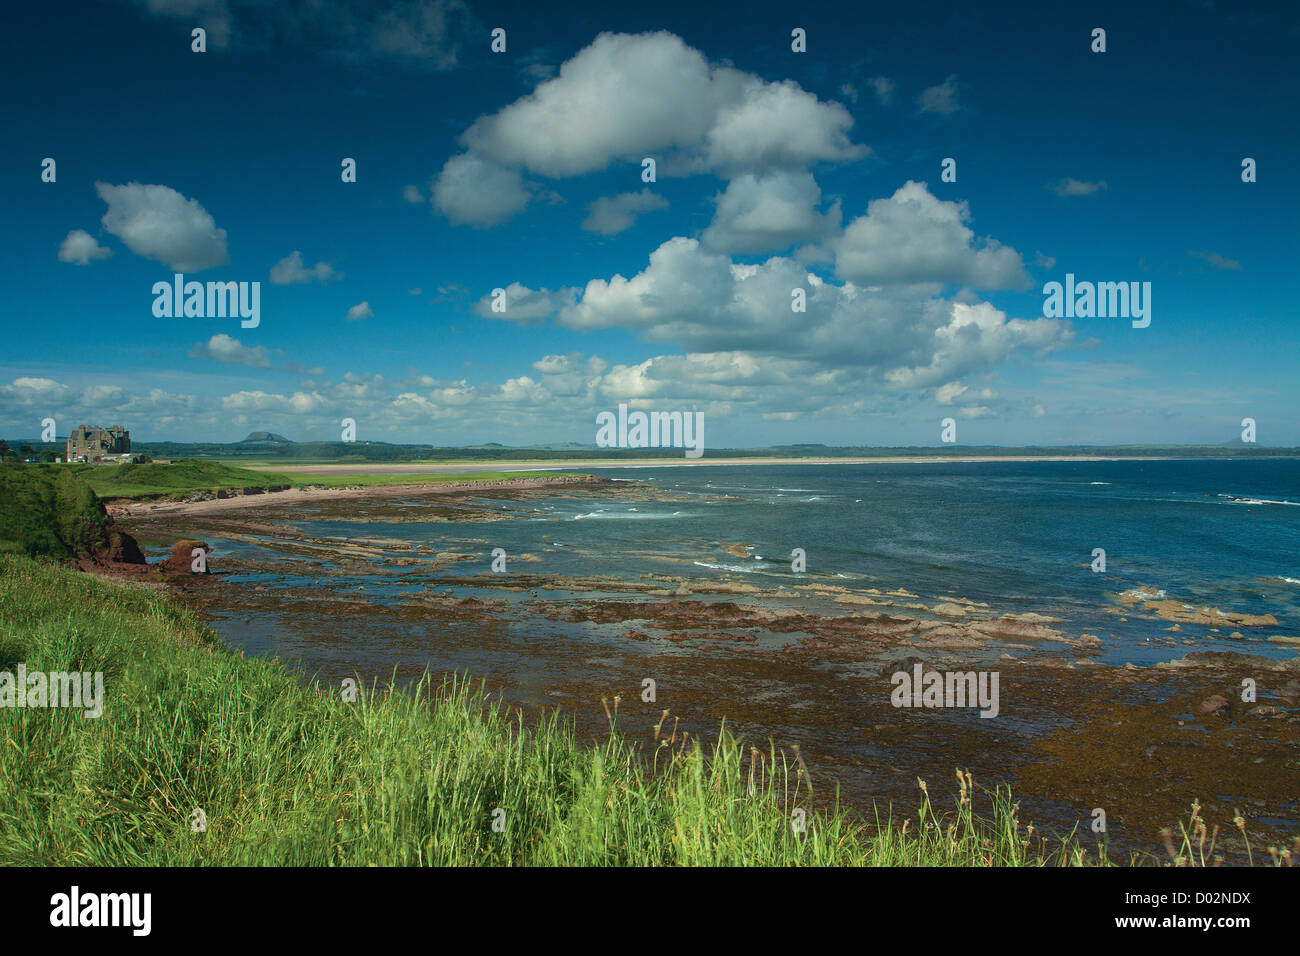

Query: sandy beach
[108,474,610,518]
[251,454,1229,477]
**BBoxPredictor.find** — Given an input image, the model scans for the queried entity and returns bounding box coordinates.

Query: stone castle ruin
[67,425,130,463]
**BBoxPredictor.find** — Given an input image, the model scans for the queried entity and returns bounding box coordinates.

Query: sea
[199,458,1300,668]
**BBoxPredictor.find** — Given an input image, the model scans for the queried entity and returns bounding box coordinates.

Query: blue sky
[3,0,1296,447]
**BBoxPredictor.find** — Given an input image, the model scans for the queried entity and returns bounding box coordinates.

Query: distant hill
[10,436,1296,464]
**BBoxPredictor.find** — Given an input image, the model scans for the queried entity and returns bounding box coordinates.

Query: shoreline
[11,551,1215,868]
[113,473,1300,856]
[248,454,1299,475]
[108,474,610,518]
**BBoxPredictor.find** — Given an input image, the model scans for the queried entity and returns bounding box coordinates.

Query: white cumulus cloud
[432,31,866,227]
[270,250,340,285]
[188,333,273,368]
[833,181,1028,289]
[57,229,113,265]
[95,181,229,272]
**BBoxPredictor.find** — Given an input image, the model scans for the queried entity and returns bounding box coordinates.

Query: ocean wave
[1089,482,1111,486]
[573,510,690,521]
[692,560,788,576]
[1217,494,1300,506]
[693,560,760,573]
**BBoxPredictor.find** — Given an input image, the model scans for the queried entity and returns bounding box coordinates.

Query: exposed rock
[1004,612,1061,624]
[931,602,968,619]
[1119,587,1278,627]
[1199,694,1231,716]
[1246,705,1284,719]
[163,539,210,575]
[835,593,889,606]
[877,655,925,677]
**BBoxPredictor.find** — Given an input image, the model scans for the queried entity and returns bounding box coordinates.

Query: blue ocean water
[568,459,1300,659]
[210,458,1300,667]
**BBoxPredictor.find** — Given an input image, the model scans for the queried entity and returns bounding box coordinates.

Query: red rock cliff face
[160,539,210,575]
[72,507,147,573]
[101,524,146,565]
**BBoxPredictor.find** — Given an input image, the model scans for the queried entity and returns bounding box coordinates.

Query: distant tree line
[0,441,56,463]
[114,441,1300,462]
[3,439,1298,465]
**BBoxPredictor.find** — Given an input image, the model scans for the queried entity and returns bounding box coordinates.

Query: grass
[59,459,591,499]
[0,465,110,559]
[72,460,293,499]
[3,554,1286,867]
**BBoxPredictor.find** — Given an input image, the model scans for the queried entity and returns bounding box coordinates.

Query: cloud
[833,181,1028,289]
[433,153,532,227]
[702,171,841,254]
[454,32,716,178]
[269,250,341,284]
[429,283,469,303]
[131,0,475,67]
[57,229,113,265]
[432,31,866,226]
[365,0,474,67]
[1034,251,1057,271]
[871,76,895,106]
[937,382,998,405]
[530,352,609,397]
[840,83,858,104]
[885,302,1067,390]
[81,384,129,407]
[0,377,74,406]
[222,389,325,414]
[473,282,572,322]
[402,184,425,203]
[1048,178,1108,197]
[136,0,232,47]
[581,189,669,235]
[935,382,968,404]
[346,301,373,321]
[556,233,1066,383]
[1190,250,1243,271]
[702,78,868,173]
[95,181,229,272]
[917,75,961,115]
[517,56,556,83]
[187,333,273,368]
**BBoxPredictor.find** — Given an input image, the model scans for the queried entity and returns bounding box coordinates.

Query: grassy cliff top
[72,460,292,499]
[0,465,110,559]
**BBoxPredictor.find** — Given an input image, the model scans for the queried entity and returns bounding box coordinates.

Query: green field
[2,553,1234,867]
[49,460,590,500]
[70,460,293,499]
